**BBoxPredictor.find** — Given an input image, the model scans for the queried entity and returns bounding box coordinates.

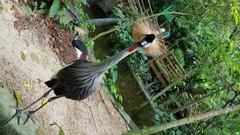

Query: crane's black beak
[138,34,155,48]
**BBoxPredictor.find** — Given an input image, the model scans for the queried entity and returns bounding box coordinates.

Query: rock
[0,85,46,135]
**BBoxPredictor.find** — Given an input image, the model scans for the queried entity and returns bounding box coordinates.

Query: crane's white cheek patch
[75,47,83,59]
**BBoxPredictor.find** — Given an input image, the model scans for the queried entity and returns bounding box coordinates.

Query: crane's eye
[145,34,155,43]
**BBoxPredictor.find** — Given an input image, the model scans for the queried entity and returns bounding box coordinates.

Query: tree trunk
[123,104,240,135]
[0,85,46,135]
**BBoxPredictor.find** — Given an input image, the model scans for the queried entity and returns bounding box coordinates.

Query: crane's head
[138,34,155,48]
[132,19,168,57]
[72,39,89,61]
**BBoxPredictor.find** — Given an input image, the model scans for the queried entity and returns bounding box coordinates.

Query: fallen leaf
[9,5,20,15]
[13,20,20,29]
[21,50,28,61]
[111,111,115,116]
[37,79,42,83]
[30,53,40,63]
[23,80,32,90]
[97,102,101,108]
[41,99,47,106]
[52,48,60,54]
[14,90,24,106]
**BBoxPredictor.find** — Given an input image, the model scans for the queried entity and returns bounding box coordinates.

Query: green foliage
[230,4,240,25]
[163,0,240,134]
[21,5,34,15]
[24,0,94,32]
[104,65,123,103]
[72,0,95,31]
[49,0,61,18]
[163,5,174,22]
[56,8,73,25]
[24,0,95,53]
[174,48,185,67]
[21,1,47,15]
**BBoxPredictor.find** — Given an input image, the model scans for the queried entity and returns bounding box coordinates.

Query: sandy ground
[0,0,127,134]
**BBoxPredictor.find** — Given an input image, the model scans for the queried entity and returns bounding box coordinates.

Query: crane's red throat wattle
[128,44,139,53]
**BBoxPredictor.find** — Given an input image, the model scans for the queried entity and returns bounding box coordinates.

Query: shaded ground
[14,15,76,64]
[0,0,127,134]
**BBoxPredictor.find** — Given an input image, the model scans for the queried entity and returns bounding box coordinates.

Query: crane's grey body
[53,47,133,100]
[47,34,156,100]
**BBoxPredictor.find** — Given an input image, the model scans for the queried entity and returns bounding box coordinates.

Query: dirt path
[0,0,127,134]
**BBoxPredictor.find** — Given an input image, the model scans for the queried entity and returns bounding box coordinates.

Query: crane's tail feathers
[45,80,65,96]
[45,79,57,88]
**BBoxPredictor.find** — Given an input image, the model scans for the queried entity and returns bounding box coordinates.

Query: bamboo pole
[165,56,180,77]
[123,104,240,135]
[151,71,193,101]
[158,59,171,80]
[171,52,186,73]
[161,59,175,80]
[149,61,167,87]
[154,60,170,82]
[168,52,183,75]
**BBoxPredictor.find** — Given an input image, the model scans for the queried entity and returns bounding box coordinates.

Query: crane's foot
[4,106,35,126]
[23,110,35,124]
[4,106,23,126]
[3,91,35,126]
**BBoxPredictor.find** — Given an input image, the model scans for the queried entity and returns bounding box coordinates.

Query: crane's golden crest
[132,20,168,57]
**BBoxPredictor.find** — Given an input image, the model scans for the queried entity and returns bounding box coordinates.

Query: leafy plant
[104,65,123,103]
[49,0,61,18]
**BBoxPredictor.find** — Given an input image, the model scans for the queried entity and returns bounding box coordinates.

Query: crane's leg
[23,95,63,124]
[22,88,53,111]
[3,90,22,126]
[4,85,56,126]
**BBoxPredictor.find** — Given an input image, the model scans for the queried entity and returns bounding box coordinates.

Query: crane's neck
[80,34,155,75]
[98,44,140,72]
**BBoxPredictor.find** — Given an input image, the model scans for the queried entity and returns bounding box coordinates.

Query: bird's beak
[138,34,155,48]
